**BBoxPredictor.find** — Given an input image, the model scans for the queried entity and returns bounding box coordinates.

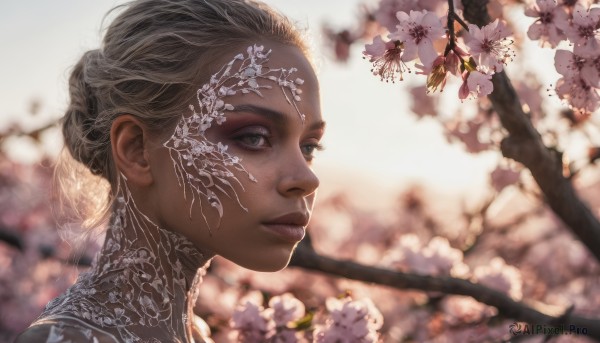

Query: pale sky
[0,0,501,207]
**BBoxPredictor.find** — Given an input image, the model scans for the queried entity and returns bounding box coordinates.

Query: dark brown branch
[460,0,600,262]
[290,243,600,340]
[0,226,24,251]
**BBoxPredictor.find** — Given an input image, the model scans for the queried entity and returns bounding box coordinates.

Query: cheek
[161,132,254,230]
[306,193,317,211]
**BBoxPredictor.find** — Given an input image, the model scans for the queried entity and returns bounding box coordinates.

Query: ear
[110,115,153,186]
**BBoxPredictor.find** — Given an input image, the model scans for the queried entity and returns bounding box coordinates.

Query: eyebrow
[230,104,326,131]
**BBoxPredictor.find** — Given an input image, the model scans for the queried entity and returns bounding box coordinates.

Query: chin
[234,247,295,272]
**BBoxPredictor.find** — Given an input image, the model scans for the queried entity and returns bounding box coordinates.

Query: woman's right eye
[233,126,272,150]
[238,133,269,148]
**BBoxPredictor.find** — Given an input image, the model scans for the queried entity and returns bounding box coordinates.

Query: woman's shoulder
[15,316,119,343]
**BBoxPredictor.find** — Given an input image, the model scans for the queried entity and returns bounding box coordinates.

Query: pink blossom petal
[574,38,600,58]
[554,49,577,77]
[396,10,411,23]
[417,38,438,68]
[581,62,600,87]
[467,71,494,97]
[527,22,545,41]
[401,42,418,61]
[375,0,419,32]
[363,35,389,61]
[421,11,444,32]
[458,73,470,100]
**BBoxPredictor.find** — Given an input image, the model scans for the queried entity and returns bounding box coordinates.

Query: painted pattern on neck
[33,178,214,342]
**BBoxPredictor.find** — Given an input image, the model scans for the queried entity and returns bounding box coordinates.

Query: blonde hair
[56,0,308,241]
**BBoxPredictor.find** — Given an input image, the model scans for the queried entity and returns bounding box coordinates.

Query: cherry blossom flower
[267,293,305,342]
[314,296,383,343]
[409,85,438,117]
[389,10,445,69]
[554,49,585,77]
[524,0,568,48]
[230,292,275,342]
[474,257,523,300]
[374,0,418,32]
[422,237,470,277]
[555,74,600,113]
[363,35,410,82]
[464,19,514,72]
[323,28,355,62]
[459,71,494,99]
[555,49,600,88]
[559,3,600,57]
[467,71,494,97]
[382,234,469,277]
[444,115,492,153]
[268,293,305,327]
[554,50,600,112]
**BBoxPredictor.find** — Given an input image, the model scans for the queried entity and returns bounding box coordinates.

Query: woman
[16,0,325,341]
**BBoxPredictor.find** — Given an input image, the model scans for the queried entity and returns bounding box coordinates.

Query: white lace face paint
[163,44,305,230]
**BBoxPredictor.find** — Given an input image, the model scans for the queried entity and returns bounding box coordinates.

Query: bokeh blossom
[441,296,497,324]
[314,297,383,343]
[229,291,307,343]
[230,292,275,342]
[382,234,469,277]
[374,0,418,32]
[268,293,306,342]
[473,257,523,301]
[444,115,493,153]
[269,293,305,328]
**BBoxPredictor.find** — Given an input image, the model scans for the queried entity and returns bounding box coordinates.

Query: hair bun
[62,49,106,175]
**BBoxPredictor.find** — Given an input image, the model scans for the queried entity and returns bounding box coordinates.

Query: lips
[262,212,309,243]
[264,212,309,227]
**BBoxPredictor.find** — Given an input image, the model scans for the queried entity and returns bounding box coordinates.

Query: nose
[277,153,320,198]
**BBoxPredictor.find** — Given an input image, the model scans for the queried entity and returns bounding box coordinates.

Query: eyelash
[301,142,325,162]
[234,129,324,161]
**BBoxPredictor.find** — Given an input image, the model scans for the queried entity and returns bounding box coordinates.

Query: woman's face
[150,41,324,271]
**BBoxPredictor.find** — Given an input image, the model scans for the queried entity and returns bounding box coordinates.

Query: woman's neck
[41,186,215,342]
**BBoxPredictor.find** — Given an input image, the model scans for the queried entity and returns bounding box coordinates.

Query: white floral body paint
[31,176,214,342]
[163,45,305,230]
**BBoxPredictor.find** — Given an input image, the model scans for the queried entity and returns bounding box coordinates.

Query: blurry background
[0,0,499,211]
[3,1,599,342]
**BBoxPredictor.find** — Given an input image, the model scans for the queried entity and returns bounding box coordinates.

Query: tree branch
[460,0,600,262]
[290,243,600,340]
[0,226,24,251]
